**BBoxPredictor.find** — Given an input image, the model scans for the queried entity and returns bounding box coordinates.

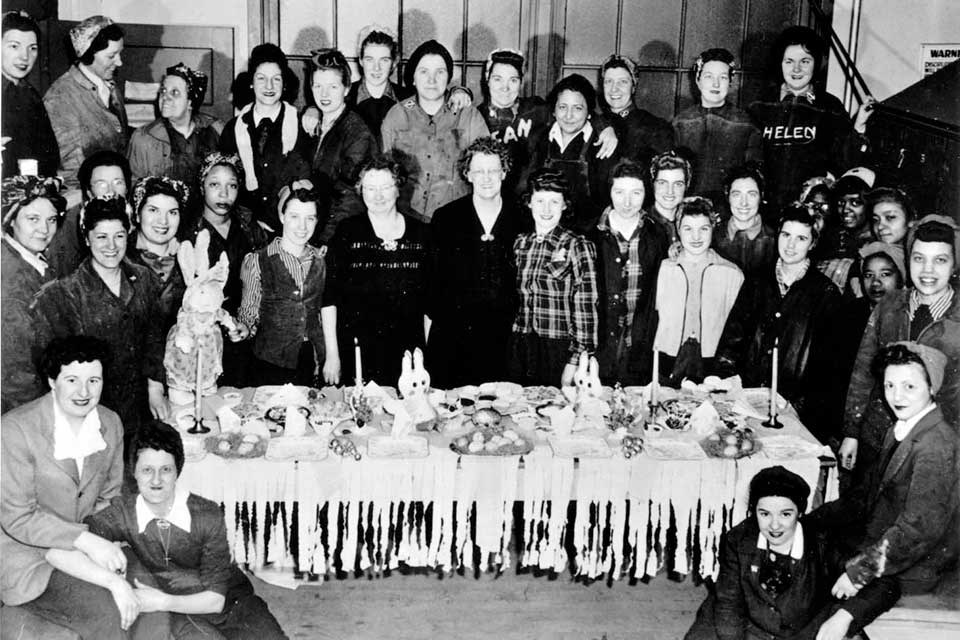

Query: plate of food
[700,428,761,459]
[657,398,702,431]
[204,432,268,459]
[523,385,565,404]
[264,405,312,435]
[449,408,533,456]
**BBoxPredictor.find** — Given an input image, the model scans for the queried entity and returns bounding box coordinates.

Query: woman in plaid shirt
[508,168,598,387]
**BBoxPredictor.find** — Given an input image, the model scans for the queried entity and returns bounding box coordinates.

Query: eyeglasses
[805,202,831,214]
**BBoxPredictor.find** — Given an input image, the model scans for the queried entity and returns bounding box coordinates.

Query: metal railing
[807,0,874,104]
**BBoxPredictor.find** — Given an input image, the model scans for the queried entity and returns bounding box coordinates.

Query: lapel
[744,544,778,607]
[881,407,942,487]
[39,394,82,486]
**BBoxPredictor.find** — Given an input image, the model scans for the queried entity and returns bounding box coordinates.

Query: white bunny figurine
[571,352,609,430]
[397,348,438,431]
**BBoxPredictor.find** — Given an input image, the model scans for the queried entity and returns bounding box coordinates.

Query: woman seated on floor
[78,419,288,639]
[684,465,898,640]
[807,341,958,640]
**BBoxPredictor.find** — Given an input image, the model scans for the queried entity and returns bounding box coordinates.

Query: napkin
[689,401,720,436]
[270,383,309,407]
[284,405,308,437]
[216,406,242,433]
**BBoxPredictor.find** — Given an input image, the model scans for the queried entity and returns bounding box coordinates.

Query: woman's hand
[838,437,858,470]
[322,353,341,385]
[108,577,141,630]
[561,363,577,387]
[301,106,320,136]
[831,572,861,599]
[132,578,169,613]
[75,531,127,574]
[594,126,619,159]
[147,380,169,420]
[854,97,876,133]
[228,321,250,342]
[815,609,854,640]
[446,88,472,112]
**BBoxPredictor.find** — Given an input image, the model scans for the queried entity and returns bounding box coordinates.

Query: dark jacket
[608,105,675,168]
[1,76,59,178]
[712,221,778,278]
[127,113,224,184]
[748,88,867,215]
[29,259,166,434]
[808,406,958,594]
[673,102,762,202]
[345,80,412,148]
[1,239,53,413]
[715,267,842,442]
[479,97,550,197]
[844,288,960,452]
[587,212,668,384]
[298,109,376,244]
[125,245,187,336]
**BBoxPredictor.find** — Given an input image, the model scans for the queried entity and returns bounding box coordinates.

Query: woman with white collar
[0,336,169,638]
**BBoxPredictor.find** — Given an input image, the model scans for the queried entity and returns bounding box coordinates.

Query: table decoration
[700,427,761,459]
[204,431,267,459]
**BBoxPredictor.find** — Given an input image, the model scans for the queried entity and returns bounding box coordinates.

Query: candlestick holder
[188,413,210,434]
[761,414,783,429]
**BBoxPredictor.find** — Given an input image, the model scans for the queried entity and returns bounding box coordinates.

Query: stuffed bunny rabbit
[397,348,438,431]
[164,229,237,405]
[572,352,609,429]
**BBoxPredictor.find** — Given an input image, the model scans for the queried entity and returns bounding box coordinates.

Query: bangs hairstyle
[771,26,826,83]
[75,23,124,65]
[358,28,398,62]
[78,150,131,200]
[130,419,186,476]
[866,186,915,221]
[308,48,352,95]
[3,11,40,40]
[547,73,596,114]
[872,343,932,389]
[457,137,511,181]
[723,163,765,198]
[41,334,111,382]
[525,168,573,226]
[80,194,130,236]
[675,196,719,230]
[608,159,649,195]
[649,150,692,185]
[356,154,407,195]
[777,203,820,243]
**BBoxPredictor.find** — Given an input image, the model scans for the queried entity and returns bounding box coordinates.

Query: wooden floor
[256,568,706,639]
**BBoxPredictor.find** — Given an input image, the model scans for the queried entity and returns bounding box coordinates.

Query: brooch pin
[535,234,546,243]
[553,248,567,262]
[480,233,494,242]
[381,240,398,251]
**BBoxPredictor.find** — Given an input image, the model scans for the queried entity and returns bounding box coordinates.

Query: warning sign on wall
[921,44,960,76]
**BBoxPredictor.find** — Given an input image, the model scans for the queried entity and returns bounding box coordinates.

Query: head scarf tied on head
[164,62,208,112]
[889,341,948,395]
[198,152,245,186]
[69,15,113,58]
[859,241,906,282]
[1,175,66,228]
[131,176,190,221]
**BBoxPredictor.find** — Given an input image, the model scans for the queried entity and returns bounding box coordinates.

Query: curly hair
[132,176,189,225]
[546,74,596,114]
[308,48,351,93]
[608,159,648,188]
[130,419,185,476]
[777,203,820,244]
[525,167,573,226]
[356,154,407,196]
[872,343,932,390]
[80,194,130,236]
[649,150,692,185]
[723,163,766,198]
[770,26,826,85]
[358,26,398,62]
[41,335,111,382]
[675,196,719,230]
[457,137,511,181]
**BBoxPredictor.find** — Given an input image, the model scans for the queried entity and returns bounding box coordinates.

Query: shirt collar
[3,234,48,275]
[548,120,594,153]
[78,64,112,106]
[779,83,816,104]
[776,258,810,292]
[599,208,643,240]
[266,235,320,260]
[909,287,955,320]
[357,80,396,103]
[136,487,192,533]
[894,403,937,442]
[727,216,763,241]
[51,400,106,463]
[135,233,179,257]
[756,521,805,560]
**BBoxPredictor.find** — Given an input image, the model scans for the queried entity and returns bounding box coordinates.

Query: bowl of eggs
[700,427,761,459]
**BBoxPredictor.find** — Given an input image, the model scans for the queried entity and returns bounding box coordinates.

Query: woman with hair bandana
[127,63,223,196]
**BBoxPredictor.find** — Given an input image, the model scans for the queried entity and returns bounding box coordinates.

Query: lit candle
[194,347,203,429]
[769,339,779,419]
[651,350,660,406]
[354,337,363,390]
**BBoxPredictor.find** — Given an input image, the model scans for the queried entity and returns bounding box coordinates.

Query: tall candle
[354,337,363,390]
[770,340,779,419]
[194,346,203,426]
[651,350,660,406]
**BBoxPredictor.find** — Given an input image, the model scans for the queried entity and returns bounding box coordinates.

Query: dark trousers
[250,342,317,387]
[507,332,570,387]
[169,594,287,640]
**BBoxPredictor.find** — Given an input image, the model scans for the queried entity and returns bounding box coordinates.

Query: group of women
[1,9,958,640]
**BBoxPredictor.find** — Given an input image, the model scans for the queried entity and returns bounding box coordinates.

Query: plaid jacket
[513,226,598,364]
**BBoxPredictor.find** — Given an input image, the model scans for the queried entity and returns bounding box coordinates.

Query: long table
[178,388,838,583]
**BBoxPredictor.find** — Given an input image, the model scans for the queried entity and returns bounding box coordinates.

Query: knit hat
[859,241,906,281]
[889,341,947,395]
[404,39,453,89]
[70,15,113,58]
[164,62,208,111]
[747,466,810,515]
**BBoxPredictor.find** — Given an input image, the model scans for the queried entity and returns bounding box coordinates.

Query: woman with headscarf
[127,62,223,202]
[1,10,59,178]
[43,15,128,187]
[1,175,65,412]
[219,43,309,234]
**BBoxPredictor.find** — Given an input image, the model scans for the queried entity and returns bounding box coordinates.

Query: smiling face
[781,44,815,94]
[413,54,449,103]
[50,359,103,422]
[467,153,505,201]
[360,169,399,216]
[88,164,128,199]
[862,254,902,304]
[159,75,190,121]
[87,38,123,82]
[10,198,59,254]
[910,240,954,299]
[280,198,318,249]
[728,177,761,226]
[610,177,645,220]
[135,448,178,513]
[678,214,713,257]
[602,67,634,112]
[884,362,934,422]
[202,165,239,219]
[86,218,127,270]
[252,61,283,107]
[311,68,348,115]
[838,192,867,230]
[778,220,814,265]
[653,169,687,217]
[488,62,521,109]
[2,28,38,81]
[872,201,909,245]
[529,189,566,234]
[697,60,730,108]
[755,496,800,549]
[360,43,394,89]
[138,194,180,247]
[554,89,589,136]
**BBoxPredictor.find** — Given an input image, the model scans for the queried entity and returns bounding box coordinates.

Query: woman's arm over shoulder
[568,234,599,361]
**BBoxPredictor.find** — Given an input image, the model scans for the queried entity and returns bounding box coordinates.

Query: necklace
[156,518,172,566]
